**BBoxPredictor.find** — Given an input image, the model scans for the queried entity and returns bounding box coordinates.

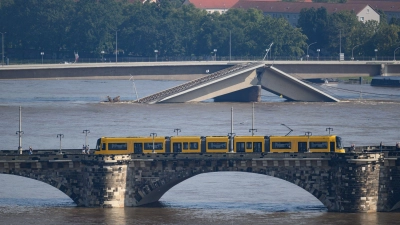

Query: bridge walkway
[135,62,265,104]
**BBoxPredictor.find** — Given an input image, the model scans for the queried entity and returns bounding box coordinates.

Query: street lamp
[214,49,217,61]
[0,32,5,66]
[101,50,105,62]
[83,130,90,149]
[112,29,119,63]
[305,131,312,152]
[41,52,44,64]
[351,45,360,61]
[57,134,64,154]
[317,49,320,61]
[154,50,158,62]
[306,42,317,61]
[16,106,23,154]
[263,42,274,61]
[394,47,400,61]
[326,127,333,135]
[375,49,378,60]
[174,128,181,136]
[150,133,157,153]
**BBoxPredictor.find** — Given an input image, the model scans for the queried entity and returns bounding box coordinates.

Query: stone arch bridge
[1,152,400,212]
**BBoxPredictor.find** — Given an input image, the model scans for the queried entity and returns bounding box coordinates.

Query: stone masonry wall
[0,152,396,212]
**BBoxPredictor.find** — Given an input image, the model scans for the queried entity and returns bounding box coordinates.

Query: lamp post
[1,32,5,66]
[174,128,181,136]
[326,127,333,135]
[154,50,158,62]
[16,106,24,154]
[305,131,312,152]
[40,52,44,64]
[375,49,378,60]
[306,42,317,61]
[263,42,274,61]
[317,49,320,61]
[83,130,90,149]
[129,75,139,100]
[213,49,217,61]
[351,45,360,61]
[394,47,400,61]
[57,134,64,154]
[101,50,105,62]
[150,133,157,153]
[112,29,119,63]
[249,103,257,136]
[229,30,231,61]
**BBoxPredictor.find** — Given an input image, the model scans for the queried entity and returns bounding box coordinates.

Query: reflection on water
[0,79,400,224]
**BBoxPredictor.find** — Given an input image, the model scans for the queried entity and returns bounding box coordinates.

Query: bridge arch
[0,173,78,206]
[159,172,326,211]
[130,160,337,211]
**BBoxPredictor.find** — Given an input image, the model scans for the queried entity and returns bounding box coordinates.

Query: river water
[0,79,400,224]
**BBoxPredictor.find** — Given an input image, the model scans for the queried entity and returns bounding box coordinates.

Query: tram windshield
[336,136,343,149]
[96,138,101,151]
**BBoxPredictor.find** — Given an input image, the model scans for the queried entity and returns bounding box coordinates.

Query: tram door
[330,142,335,152]
[298,142,307,153]
[134,143,143,154]
[236,142,245,153]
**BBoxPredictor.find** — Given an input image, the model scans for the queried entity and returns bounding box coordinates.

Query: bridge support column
[329,154,382,212]
[80,155,131,207]
[214,86,260,102]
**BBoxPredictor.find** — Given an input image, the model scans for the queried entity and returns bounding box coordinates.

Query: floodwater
[0,79,400,224]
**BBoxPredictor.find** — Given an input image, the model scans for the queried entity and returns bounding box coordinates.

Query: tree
[298,7,329,47]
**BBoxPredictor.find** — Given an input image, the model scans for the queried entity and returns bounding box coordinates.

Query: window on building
[360,17,364,22]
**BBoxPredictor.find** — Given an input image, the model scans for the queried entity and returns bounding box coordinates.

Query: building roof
[233,1,374,14]
[183,0,240,9]
[349,1,400,12]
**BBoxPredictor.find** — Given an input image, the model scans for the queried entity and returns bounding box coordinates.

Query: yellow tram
[95,135,345,155]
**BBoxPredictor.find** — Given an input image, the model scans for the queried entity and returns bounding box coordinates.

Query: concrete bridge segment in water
[1,151,400,212]
[136,62,339,103]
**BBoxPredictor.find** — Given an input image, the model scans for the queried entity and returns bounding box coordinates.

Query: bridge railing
[136,62,265,104]
[8,55,400,65]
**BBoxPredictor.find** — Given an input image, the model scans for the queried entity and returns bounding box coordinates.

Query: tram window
[190,142,198,150]
[208,142,227,149]
[254,142,262,152]
[102,143,106,150]
[183,142,189,150]
[144,142,163,150]
[108,143,127,150]
[272,142,291,149]
[173,143,182,152]
[246,142,252,149]
[310,142,327,149]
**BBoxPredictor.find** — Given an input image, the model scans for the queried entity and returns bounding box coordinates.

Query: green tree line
[297,7,400,59]
[0,0,398,61]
